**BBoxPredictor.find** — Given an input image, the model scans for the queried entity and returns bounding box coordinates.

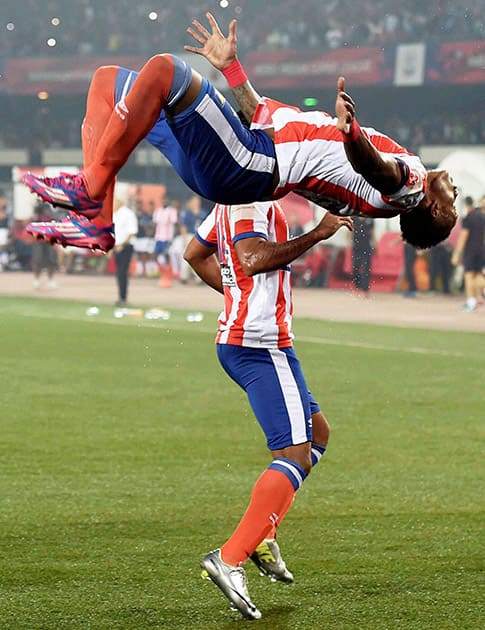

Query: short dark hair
[464,195,474,206]
[400,206,457,249]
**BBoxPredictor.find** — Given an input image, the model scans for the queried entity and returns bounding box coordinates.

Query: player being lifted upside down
[24,12,457,254]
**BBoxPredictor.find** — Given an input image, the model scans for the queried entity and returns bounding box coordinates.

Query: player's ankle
[82,169,104,201]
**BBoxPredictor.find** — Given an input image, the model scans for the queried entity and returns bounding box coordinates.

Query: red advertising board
[1,41,483,95]
[427,41,485,84]
[244,46,390,88]
[1,56,147,94]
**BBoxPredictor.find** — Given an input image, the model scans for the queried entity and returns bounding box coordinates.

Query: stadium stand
[1,0,483,59]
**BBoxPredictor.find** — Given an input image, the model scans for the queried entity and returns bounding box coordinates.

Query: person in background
[179,194,206,235]
[451,195,485,311]
[112,197,138,306]
[153,193,178,287]
[31,202,58,289]
[168,223,197,284]
[351,216,375,295]
[428,238,452,295]
[133,199,156,277]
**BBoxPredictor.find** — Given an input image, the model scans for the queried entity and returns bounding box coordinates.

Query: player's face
[428,170,458,220]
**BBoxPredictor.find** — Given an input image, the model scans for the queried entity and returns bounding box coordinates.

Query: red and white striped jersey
[196,201,293,348]
[251,98,427,218]
[153,205,178,242]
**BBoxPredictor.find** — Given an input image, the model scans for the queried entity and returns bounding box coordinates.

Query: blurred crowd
[0,104,483,156]
[2,188,483,313]
[1,0,482,59]
[288,194,485,311]
[0,188,209,289]
[1,0,483,154]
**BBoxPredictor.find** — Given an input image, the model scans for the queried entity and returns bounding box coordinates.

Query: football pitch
[0,296,483,629]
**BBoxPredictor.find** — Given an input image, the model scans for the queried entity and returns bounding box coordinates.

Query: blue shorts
[217,344,320,451]
[154,240,170,256]
[115,64,276,204]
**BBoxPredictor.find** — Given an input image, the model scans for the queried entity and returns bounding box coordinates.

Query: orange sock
[83,55,175,201]
[266,493,295,540]
[221,468,297,567]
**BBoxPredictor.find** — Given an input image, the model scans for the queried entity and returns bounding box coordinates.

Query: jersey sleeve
[230,203,272,244]
[382,155,428,209]
[195,207,217,248]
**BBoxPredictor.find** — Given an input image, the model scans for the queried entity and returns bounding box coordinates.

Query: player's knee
[145,54,193,108]
[89,65,119,99]
[92,65,119,86]
[145,53,174,74]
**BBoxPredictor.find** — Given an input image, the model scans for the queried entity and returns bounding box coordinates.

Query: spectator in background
[428,238,452,295]
[112,197,138,306]
[168,223,198,284]
[31,203,58,289]
[153,193,178,287]
[351,216,375,296]
[133,198,155,277]
[179,194,206,235]
[451,195,485,311]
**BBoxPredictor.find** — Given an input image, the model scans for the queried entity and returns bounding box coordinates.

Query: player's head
[399,170,458,249]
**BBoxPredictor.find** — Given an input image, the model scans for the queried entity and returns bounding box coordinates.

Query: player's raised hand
[185,12,237,71]
[335,76,356,134]
[314,211,353,241]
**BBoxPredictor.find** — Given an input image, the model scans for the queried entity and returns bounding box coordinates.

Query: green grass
[0,296,483,629]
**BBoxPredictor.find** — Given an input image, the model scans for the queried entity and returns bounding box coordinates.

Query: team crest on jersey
[406,169,420,187]
[220,263,236,286]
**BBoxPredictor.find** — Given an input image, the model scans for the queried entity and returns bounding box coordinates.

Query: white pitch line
[296,335,467,358]
[8,310,470,359]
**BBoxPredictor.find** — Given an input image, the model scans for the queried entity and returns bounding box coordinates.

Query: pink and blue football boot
[22,171,104,220]
[27,213,114,253]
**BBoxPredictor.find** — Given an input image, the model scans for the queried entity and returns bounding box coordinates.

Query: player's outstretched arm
[184,236,223,294]
[336,76,403,195]
[185,12,260,123]
[235,212,353,276]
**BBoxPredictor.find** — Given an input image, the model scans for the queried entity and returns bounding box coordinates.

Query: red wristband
[222,59,248,89]
[342,118,361,143]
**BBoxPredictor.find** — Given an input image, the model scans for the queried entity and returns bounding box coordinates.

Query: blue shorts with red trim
[217,344,320,451]
[115,62,276,204]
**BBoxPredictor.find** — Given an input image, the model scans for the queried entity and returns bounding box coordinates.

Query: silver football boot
[250,539,294,583]
[200,549,262,620]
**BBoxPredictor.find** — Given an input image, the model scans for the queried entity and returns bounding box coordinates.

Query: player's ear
[430,200,440,217]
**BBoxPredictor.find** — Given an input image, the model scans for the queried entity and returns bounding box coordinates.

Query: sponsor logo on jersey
[220,263,236,286]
